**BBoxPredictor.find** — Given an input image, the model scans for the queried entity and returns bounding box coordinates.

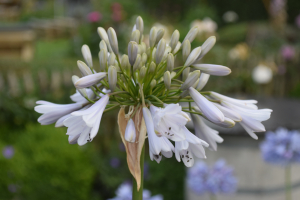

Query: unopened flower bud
[97,27,112,52]
[183,26,199,44]
[149,27,157,48]
[167,53,174,72]
[196,73,210,91]
[150,79,156,89]
[121,54,130,68]
[162,46,171,62]
[182,40,191,62]
[141,53,147,65]
[181,70,200,90]
[108,53,116,66]
[170,71,176,79]
[107,27,119,55]
[155,28,165,44]
[164,71,171,90]
[75,72,107,89]
[192,78,200,88]
[133,54,141,71]
[108,66,117,92]
[182,67,190,82]
[81,45,93,67]
[138,44,143,55]
[131,30,140,43]
[77,60,92,76]
[155,39,166,64]
[173,41,181,54]
[136,16,144,39]
[139,66,147,82]
[185,47,202,67]
[196,36,216,62]
[193,64,231,76]
[72,75,87,98]
[99,49,108,72]
[149,62,156,73]
[99,40,107,51]
[180,90,189,98]
[125,118,136,143]
[151,48,156,61]
[169,30,180,50]
[128,41,139,66]
[141,42,146,54]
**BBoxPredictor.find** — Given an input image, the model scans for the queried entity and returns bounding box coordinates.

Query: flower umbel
[34,16,272,190]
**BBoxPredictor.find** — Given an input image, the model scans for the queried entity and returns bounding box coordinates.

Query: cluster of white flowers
[35,16,272,168]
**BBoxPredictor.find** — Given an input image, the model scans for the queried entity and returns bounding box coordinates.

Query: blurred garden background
[0,0,300,199]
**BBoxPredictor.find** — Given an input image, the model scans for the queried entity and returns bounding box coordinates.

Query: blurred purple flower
[119,143,126,152]
[295,14,300,28]
[87,11,102,23]
[187,160,237,195]
[3,146,14,159]
[110,158,121,168]
[108,182,163,200]
[280,45,295,60]
[8,184,17,193]
[260,127,300,166]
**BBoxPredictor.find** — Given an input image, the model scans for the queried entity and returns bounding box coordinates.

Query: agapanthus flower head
[34,16,271,188]
[3,146,14,159]
[187,160,237,195]
[260,127,300,166]
[108,182,163,200]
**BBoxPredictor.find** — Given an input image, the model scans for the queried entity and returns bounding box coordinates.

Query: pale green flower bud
[99,48,108,72]
[183,26,199,44]
[139,66,147,82]
[141,42,146,54]
[182,67,190,82]
[171,71,176,79]
[184,47,202,67]
[164,71,171,90]
[155,39,166,64]
[149,27,157,48]
[107,27,119,55]
[149,62,156,73]
[192,78,200,88]
[77,60,92,76]
[125,118,136,143]
[131,30,140,43]
[136,16,144,40]
[181,70,200,90]
[121,55,130,68]
[108,65,117,92]
[161,46,171,62]
[108,53,116,66]
[150,79,156,89]
[167,53,174,72]
[128,41,139,66]
[97,27,112,52]
[72,75,87,98]
[81,44,93,67]
[141,53,147,65]
[133,54,141,71]
[155,28,165,44]
[182,40,191,62]
[99,40,107,51]
[172,41,181,54]
[169,30,180,50]
[151,48,156,61]
[195,36,216,63]
[138,44,143,55]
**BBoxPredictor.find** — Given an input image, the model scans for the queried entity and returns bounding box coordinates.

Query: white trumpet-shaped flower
[191,114,223,151]
[35,101,82,125]
[70,88,95,104]
[71,95,109,140]
[125,119,136,143]
[189,87,224,123]
[175,127,209,167]
[75,72,107,89]
[150,104,189,141]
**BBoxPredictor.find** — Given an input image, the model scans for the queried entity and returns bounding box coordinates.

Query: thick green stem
[132,145,145,200]
[285,165,292,200]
